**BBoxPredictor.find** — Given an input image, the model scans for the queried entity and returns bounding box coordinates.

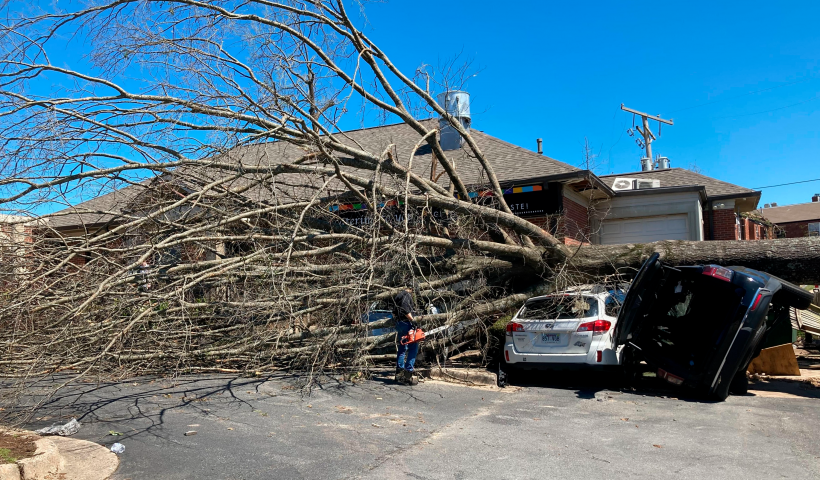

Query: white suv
[502,286,625,372]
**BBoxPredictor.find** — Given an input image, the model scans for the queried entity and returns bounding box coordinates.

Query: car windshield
[605,290,626,316]
[518,296,598,320]
[370,301,392,312]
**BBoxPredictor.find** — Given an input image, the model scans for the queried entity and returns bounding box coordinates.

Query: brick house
[42,120,765,253]
[759,195,820,238]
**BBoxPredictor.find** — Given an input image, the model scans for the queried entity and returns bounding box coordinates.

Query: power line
[754,177,820,189]
[670,76,816,114]
[712,95,820,120]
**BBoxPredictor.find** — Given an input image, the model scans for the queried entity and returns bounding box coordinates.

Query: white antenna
[621,104,674,169]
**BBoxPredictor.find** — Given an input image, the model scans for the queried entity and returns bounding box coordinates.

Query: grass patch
[0,432,37,464]
[0,447,17,464]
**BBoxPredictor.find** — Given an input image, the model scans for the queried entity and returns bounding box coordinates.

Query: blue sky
[359,0,820,206]
[11,0,818,212]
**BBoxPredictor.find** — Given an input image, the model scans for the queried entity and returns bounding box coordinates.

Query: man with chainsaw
[393,287,420,385]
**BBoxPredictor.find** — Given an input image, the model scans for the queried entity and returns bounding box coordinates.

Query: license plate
[540,333,560,343]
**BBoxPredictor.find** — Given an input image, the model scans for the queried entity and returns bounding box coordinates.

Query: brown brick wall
[521,197,590,245]
[739,218,767,240]
[560,196,590,245]
[776,220,820,238]
[525,215,551,232]
[704,209,739,241]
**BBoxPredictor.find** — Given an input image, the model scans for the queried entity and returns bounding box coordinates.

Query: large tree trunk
[572,237,820,285]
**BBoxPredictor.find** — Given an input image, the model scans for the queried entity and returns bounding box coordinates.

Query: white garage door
[600,214,690,245]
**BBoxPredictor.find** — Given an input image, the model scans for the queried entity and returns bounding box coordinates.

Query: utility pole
[621,104,673,167]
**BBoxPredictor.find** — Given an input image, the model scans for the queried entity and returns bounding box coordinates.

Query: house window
[736,214,741,240]
[808,222,820,237]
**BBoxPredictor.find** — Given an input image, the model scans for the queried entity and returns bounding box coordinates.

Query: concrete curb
[422,367,498,386]
[16,437,64,480]
[50,436,119,480]
[0,429,118,480]
[0,463,22,480]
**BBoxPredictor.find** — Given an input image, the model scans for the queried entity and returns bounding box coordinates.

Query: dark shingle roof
[45,120,578,230]
[759,202,820,224]
[45,184,148,230]
[598,168,757,198]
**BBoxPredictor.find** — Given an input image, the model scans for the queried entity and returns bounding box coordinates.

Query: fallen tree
[0,0,817,412]
[573,237,820,285]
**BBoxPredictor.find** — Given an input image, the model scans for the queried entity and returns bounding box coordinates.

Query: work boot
[395,368,408,384]
[404,369,419,386]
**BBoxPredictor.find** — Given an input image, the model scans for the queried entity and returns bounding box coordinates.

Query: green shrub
[486,311,515,363]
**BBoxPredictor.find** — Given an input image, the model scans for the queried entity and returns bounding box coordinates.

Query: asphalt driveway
[10,371,820,479]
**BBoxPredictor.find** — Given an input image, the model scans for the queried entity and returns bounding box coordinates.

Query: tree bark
[572,237,820,285]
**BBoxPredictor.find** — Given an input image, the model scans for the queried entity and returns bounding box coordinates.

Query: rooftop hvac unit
[635,179,661,189]
[611,177,636,191]
[611,177,661,191]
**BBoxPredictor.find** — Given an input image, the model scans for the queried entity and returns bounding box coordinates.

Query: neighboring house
[759,194,820,238]
[42,115,766,255]
[0,215,38,284]
[593,168,763,244]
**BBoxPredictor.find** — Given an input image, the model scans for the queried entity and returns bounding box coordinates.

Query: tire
[773,278,814,310]
[711,376,731,401]
[729,370,748,395]
[498,361,516,387]
[619,347,641,388]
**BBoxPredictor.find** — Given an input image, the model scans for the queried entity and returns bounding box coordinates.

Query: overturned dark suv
[617,253,813,401]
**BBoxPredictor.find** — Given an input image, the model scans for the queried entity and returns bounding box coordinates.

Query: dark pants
[396,320,418,372]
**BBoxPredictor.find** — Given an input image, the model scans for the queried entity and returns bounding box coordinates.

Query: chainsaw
[399,321,463,345]
[399,327,425,345]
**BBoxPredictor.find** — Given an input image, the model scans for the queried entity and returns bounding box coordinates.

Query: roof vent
[764,203,771,208]
[813,194,820,202]
[437,91,471,151]
[771,202,778,207]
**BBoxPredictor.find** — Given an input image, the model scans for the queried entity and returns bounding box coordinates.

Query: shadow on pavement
[506,368,717,403]
[746,379,820,399]
[1,371,442,441]
[1,373,297,438]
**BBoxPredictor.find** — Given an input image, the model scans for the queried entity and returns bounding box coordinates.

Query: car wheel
[498,361,516,387]
[711,374,732,401]
[729,370,748,395]
[619,347,640,388]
